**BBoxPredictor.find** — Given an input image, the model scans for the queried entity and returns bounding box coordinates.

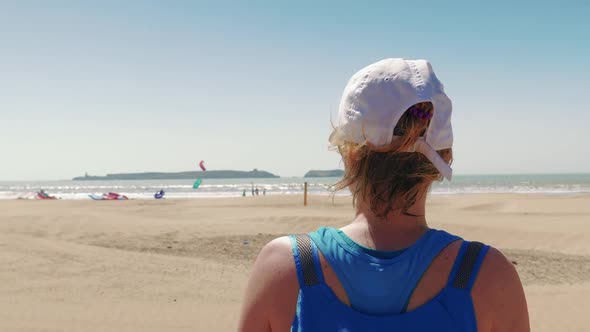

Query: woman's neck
[341,195,429,251]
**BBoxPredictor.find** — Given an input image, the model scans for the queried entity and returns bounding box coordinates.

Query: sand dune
[1,194,589,331]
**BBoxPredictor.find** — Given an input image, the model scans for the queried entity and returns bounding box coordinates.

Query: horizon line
[2,171,590,182]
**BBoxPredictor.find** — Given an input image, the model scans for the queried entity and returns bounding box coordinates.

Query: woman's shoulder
[472,246,529,331]
[426,235,529,331]
[473,245,523,301]
[239,236,300,331]
[253,236,301,297]
[253,236,298,285]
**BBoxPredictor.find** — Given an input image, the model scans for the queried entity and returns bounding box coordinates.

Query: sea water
[1,174,590,200]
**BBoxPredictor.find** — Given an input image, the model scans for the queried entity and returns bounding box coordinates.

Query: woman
[239,58,529,331]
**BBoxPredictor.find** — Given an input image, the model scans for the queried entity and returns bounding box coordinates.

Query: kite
[193,179,202,189]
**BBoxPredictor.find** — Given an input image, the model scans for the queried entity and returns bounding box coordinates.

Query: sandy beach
[1,194,589,331]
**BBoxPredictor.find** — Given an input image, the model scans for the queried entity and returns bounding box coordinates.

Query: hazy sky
[1,1,589,180]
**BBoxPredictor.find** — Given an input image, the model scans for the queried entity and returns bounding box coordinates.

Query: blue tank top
[290,228,490,332]
[309,227,460,314]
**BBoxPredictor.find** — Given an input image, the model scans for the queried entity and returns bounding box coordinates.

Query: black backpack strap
[449,241,490,291]
[290,234,322,287]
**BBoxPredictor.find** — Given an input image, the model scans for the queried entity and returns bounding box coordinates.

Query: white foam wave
[1,176,589,200]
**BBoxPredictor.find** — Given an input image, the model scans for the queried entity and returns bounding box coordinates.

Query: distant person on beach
[255,188,259,196]
[263,188,266,196]
[242,189,246,197]
[239,59,529,331]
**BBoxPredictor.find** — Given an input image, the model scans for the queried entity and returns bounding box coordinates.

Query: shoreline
[3,191,590,200]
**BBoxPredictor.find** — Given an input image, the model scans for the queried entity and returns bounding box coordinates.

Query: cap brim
[328,129,342,145]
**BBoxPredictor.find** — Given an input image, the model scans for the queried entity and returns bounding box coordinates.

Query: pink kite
[199,160,206,171]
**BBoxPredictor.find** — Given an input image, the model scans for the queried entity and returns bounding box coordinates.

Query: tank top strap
[289,234,325,288]
[447,240,490,291]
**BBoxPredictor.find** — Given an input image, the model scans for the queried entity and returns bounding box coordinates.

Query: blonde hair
[332,102,452,217]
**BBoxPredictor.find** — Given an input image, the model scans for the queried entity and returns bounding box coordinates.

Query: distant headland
[73,169,279,180]
[304,169,344,178]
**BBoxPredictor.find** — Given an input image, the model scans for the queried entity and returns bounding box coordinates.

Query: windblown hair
[332,102,452,217]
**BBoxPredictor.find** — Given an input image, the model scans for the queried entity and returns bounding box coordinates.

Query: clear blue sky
[1,1,589,180]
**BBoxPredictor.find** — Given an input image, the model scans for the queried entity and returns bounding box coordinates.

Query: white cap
[330,58,453,180]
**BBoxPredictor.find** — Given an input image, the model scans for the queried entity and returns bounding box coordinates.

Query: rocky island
[73,169,279,180]
[304,169,344,178]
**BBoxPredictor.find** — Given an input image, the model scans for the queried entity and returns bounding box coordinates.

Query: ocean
[1,174,590,200]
